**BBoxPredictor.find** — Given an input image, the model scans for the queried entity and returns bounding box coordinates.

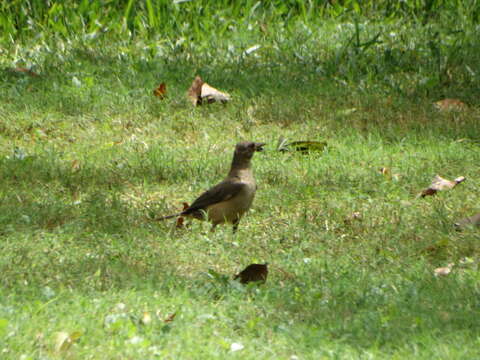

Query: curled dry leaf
[454,212,480,230]
[434,263,454,277]
[9,67,40,77]
[378,167,400,181]
[187,76,230,106]
[434,98,467,112]
[175,202,190,228]
[418,175,466,198]
[153,82,167,99]
[344,211,362,224]
[71,159,80,172]
[141,311,152,325]
[54,331,82,353]
[233,263,268,284]
[164,313,176,323]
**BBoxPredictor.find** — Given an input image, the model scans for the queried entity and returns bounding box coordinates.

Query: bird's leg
[210,223,217,232]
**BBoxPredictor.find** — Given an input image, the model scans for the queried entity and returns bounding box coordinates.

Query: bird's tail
[155,213,182,221]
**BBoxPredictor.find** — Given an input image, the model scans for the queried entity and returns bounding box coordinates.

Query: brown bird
[454,212,480,230]
[158,141,265,232]
[234,263,268,284]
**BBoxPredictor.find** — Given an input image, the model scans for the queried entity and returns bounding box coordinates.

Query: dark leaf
[233,263,268,284]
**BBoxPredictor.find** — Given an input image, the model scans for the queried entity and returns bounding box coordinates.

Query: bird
[157,141,265,232]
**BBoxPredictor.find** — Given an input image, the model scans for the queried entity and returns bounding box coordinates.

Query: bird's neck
[228,155,252,178]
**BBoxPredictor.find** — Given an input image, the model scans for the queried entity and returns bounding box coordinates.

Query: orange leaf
[434,98,467,111]
[153,82,167,99]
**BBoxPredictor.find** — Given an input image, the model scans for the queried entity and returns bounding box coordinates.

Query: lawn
[1,1,480,359]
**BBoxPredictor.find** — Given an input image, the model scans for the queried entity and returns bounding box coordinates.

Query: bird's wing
[183,180,246,215]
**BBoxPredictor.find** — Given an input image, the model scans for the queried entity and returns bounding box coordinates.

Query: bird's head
[234,141,265,159]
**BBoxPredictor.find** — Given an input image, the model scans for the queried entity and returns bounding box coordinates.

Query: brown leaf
[434,98,467,111]
[344,211,362,224]
[187,76,204,106]
[153,82,167,99]
[233,263,268,284]
[71,159,80,172]
[187,76,230,106]
[164,313,176,323]
[434,263,454,277]
[9,67,39,77]
[454,212,480,230]
[418,175,466,198]
[175,202,190,228]
[175,217,185,228]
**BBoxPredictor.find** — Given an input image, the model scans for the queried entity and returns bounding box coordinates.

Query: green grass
[1,3,480,359]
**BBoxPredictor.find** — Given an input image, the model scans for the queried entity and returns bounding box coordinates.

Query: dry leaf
[153,82,167,99]
[187,76,204,106]
[71,159,80,172]
[233,263,268,284]
[344,211,362,224]
[187,76,230,106]
[175,202,190,228]
[418,175,466,198]
[434,98,467,111]
[141,312,152,325]
[379,167,400,181]
[454,212,480,230]
[54,331,81,353]
[164,313,176,323]
[434,263,454,277]
[9,67,39,77]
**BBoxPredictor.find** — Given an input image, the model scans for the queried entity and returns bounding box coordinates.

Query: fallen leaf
[164,313,176,323]
[187,76,231,106]
[230,342,244,352]
[344,211,362,224]
[153,82,167,99]
[8,67,39,77]
[277,136,327,153]
[141,312,152,325]
[378,167,400,181]
[71,159,80,172]
[54,331,81,353]
[434,98,467,111]
[434,263,454,277]
[175,217,184,228]
[176,203,189,228]
[234,263,268,284]
[454,212,480,230]
[418,175,466,198]
[336,108,357,116]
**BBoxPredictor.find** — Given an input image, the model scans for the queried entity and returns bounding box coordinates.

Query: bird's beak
[254,142,266,151]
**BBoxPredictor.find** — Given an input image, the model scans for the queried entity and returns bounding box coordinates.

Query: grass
[1,2,480,359]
